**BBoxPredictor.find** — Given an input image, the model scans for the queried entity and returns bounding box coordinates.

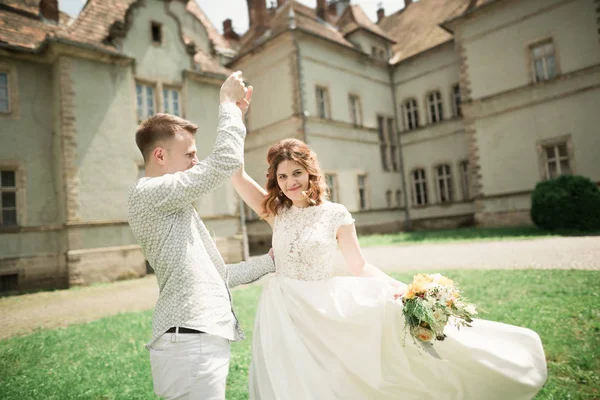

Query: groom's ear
[153,147,166,165]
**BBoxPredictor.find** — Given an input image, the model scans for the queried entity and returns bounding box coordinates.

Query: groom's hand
[220,71,247,105]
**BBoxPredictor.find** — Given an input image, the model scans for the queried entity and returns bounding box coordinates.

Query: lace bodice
[272,201,354,281]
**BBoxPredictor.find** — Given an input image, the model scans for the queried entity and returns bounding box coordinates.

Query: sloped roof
[378,0,470,64]
[337,5,396,43]
[0,0,230,75]
[237,0,355,55]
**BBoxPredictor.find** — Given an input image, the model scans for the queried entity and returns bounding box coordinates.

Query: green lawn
[358,226,599,248]
[1,270,598,399]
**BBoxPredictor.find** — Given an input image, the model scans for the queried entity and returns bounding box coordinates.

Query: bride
[231,138,547,399]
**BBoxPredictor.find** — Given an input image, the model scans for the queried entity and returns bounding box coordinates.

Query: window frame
[537,135,575,180]
[163,86,182,117]
[529,38,559,83]
[451,83,462,118]
[402,98,419,131]
[411,168,428,207]
[325,173,339,203]
[426,90,443,124]
[459,159,470,201]
[315,85,330,119]
[136,81,157,122]
[0,162,25,228]
[434,163,454,204]
[348,93,362,127]
[357,174,369,211]
[0,62,18,118]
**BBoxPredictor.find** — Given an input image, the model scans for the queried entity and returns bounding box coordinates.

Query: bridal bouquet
[397,273,477,344]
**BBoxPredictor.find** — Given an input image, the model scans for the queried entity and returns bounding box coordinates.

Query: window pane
[1,171,16,187]
[532,46,544,58]
[560,159,571,175]
[546,55,557,79]
[0,87,8,99]
[1,192,16,208]
[0,100,7,113]
[548,161,558,178]
[136,84,142,95]
[2,209,17,225]
[557,143,567,157]
[543,43,554,55]
[534,59,545,81]
[0,73,7,86]
[545,146,555,160]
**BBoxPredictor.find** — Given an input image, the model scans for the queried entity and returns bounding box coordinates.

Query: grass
[358,225,599,248]
[0,270,599,399]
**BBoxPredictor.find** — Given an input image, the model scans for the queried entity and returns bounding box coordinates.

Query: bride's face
[276,159,310,202]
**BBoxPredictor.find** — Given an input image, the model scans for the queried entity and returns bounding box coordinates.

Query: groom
[127,71,274,399]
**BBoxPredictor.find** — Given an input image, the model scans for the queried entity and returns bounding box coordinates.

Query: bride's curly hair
[262,138,328,216]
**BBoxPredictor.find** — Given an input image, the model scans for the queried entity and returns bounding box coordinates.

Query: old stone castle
[1,0,598,292]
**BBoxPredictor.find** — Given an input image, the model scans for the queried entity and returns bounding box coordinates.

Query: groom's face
[276,160,309,202]
[162,129,198,174]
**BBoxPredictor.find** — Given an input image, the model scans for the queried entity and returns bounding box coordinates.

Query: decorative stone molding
[57,57,80,222]
[455,39,484,223]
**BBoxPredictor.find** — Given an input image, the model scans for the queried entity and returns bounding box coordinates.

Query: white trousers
[149,330,231,400]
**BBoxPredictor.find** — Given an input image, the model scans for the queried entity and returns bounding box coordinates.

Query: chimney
[327,1,337,17]
[405,0,413,8]
[316,0,327,20]
[39,0,59,22]
[222,19,240,41]
[247,0,268,29]
[377,7,385,23]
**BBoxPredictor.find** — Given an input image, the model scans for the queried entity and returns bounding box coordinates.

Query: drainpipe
[289,8,307,142]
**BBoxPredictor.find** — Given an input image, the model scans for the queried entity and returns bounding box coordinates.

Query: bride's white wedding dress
[249,201,547,400]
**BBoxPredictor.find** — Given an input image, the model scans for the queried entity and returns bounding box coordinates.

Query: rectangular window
[348,94,361,126]
[325,174,339,202]
[459,160,470,200]
[316,86,329,119]
[358,174,368,210]
[427,91,443,124]
[0,170,17,226]
[0,72,9,113]
[163,88,181,116]
[452,84,462,118]
[136,82,156,121]
[543,142,571,179]
[435,164,453,203]
[377,116,389,171]
[151,21,163,44]
[531,40,557,82]
[387,117,398,172]
[411,169,428,206]
[395,190,402,208]
[386,190,392,208]
[403,99,419,131]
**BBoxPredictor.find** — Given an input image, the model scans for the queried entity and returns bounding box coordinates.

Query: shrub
[530,175,600,231]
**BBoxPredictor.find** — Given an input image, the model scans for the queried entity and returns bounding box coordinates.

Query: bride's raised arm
[337,223,405,292]
[231,166,275,227]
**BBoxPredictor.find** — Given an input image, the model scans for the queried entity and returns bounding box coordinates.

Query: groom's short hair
[135,113,198,162]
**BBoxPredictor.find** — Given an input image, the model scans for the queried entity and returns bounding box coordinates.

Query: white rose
[414,326,435,342]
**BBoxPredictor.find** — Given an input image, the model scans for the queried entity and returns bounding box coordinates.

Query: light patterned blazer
[127,103,274,347]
